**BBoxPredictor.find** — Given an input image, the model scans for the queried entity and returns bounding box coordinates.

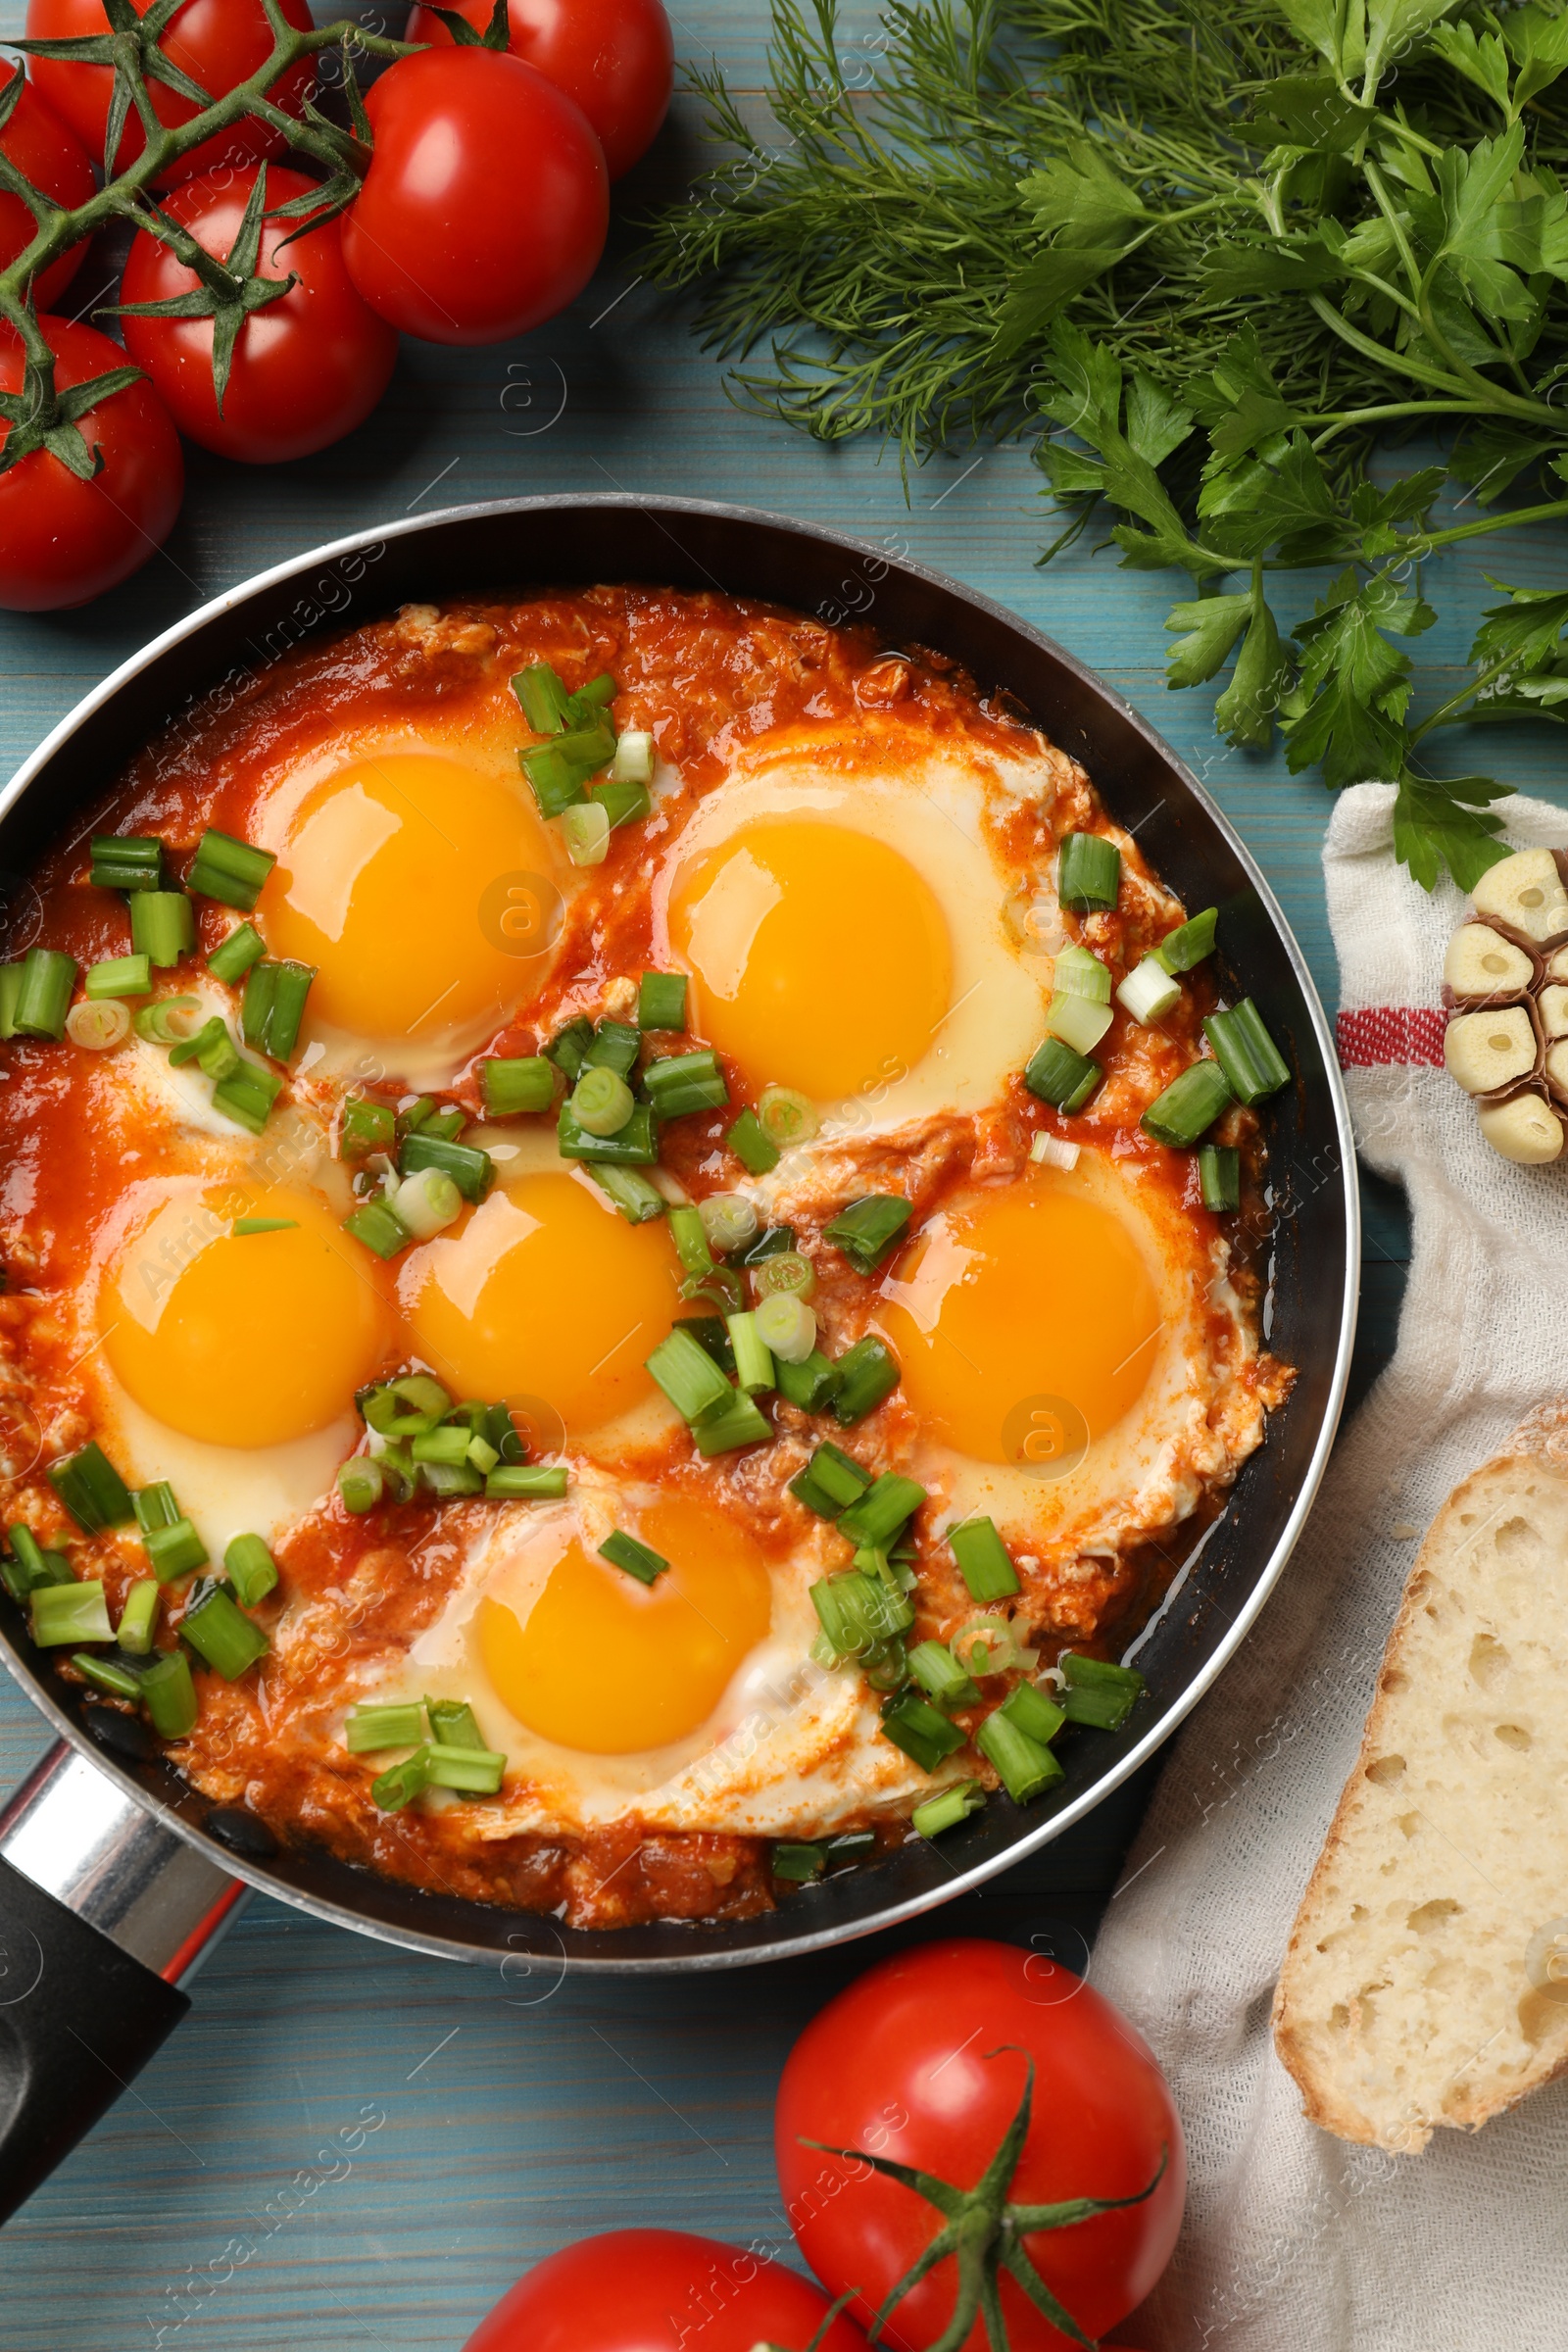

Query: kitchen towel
[1093,782,1568,2352]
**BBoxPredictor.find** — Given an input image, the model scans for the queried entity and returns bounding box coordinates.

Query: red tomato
[119,167,398,464]
[405,0,673,180]
[0,314,182,610]
[463,2230,870,2352]
[0,71,94,306]
[775,1939,1185,2352]
[339,48,608,347]
[24,0,314,182]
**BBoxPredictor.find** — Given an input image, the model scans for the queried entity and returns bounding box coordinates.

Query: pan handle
[0,1741,245,2224]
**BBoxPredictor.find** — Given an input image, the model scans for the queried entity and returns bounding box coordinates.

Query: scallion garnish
[360,1374,451,1436]
[1000,1681,1066,1745]
[342,1197,414,1260]
[233,1217,296,1236]
[90,834,164,893]
[1044,989,1113,1056]
[207,921,266,985]
[116,1578,160,1654]
[570,1063,635,1138]
[638,970,687,1032]
[643,1048,729,1118]
[1140,1059,1233,1149]
[949,1516,1020,1602]
[546,1016,595,1080]
[417,1459,484,1498]
[339,1094,396,1157]
[371,1746,430,1811]
[725,1309,775,1395]
[1202,1000,1291,1104]
[129,892,194,969]
[398,1130,494,1202]
[668,1202,715,1279]
[140,1647,198,1738]
[809,1441,872,1508]
[830,1334,901,1426]
[823,1195,912,1275]
[772,1842,825,1882]
[758,1085,818,1148]
[581,1019,641,1078]
[213,1057,283,1135]
[338,1457,385,1513]
[697,1195,760,1256]
[646,1324,734,1423]
[0,961,23,1039]
[599,1529,670,1586]
[775,1348,839,1413]
[811,1568,910,1657]
[66,1000,129,1052]
[913,1782,986,1838]
[587,1164,666,1223]
[1059,1650,1146,1729]
[426,1696,486,1750]
[976,1708,1063,1802]
[519,746,588,818]
[31,1578,113,1646]
[1199,1143,1241,1211]
[559,1101,659,1164]
[1024,1036,1102,1114]
[85,954,152,1001]
[411,1425,472,1469]
[907,1641,981,1711]
[392,1165,463,1240]
[1116,956,1182,1025]
[14,947,77,1041]
[513,661,574,733]
[224,1534,277,1607]
[754,1293,815,1365]
[839,1472,925,1549]
[49,1442,133,1533]
[1053,944,1113,1004]
[2,1524,71,1600]
[562,803,611,866]
[242,957,315,1061]
[880,1690,966,1773]
[1153,906,1219,973]
[485,1464,569,1499]
[179,1578,269,1678]
[346,1700,424,1753]
[590,776,651,829]
[423,1744,506,1795]
[168,1014,240,1081]
[1056,831,1121,913]
[726,1106,780,1174]
[611,728,655,786]
[692,1389,772,1455]
[186,827,276,912]
[482,1055,555,1116]
[133,1481,179,1533]
[145,1516,209,1585]
[74,1649,145,1699]
[133,994,200,1046]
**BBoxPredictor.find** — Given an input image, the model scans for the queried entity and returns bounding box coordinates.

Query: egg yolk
[101,1184,391,1448]
[877,1174,1162,1465]
[476,1494,772,1752]
[400,1171,679,1440]
[257,751,555,1046]
[666,818,953,1102]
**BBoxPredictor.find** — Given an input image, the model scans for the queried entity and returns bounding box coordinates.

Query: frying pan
[0,495,1357,2220]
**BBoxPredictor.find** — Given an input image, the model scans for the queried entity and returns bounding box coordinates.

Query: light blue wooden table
[2,5,1565,2340]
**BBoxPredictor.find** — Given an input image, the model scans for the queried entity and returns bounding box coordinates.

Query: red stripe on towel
[1335,1006,1446,1068]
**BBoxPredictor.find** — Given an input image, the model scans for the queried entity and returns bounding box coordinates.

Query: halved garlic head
[1444,923,1534,1002]
[1472,847,1568,946]
[1541,985,1568,1042]
[1445,1005,1538,1095]
[1478,1091,1565,1165]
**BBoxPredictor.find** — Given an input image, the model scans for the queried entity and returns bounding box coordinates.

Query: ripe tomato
[775,1939,1185,2352]
[462,2230,870,2352]
[0,70,94,307]
[405,0,673,180]
[339,48,608,347]
[120,168,398,465]
[0,315,182,610]
[24,0,314,182]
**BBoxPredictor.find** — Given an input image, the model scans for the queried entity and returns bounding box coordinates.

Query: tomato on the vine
[0,70,94,306]
[0,315,182,610]
[462,2230,870,2352]
[775,1938,1186,2352]
[405,0,673,180]
[120,167,398,465]
[24,0,315,182]
[339,47,608,347]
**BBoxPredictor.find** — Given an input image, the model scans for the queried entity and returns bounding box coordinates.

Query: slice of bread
[1273,1404,1568,2151]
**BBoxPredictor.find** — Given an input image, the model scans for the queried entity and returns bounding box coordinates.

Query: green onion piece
[725,1309,774,1395]
[1045,990,1114,1055]
[810,1570,908,1656]
[668,1203,714,1279]
[224,1534,277,1607]
[171,1015,240,1081]
[880,1690,966,1773]
[647,1324,734,1423]
[485,1464,569,1499]
[569,670,617,712]
[411,1425,472,1468]
[823,1829,876,1867]
[392,1167,462,1240]
[14,948,78,1041]
[754,1252,815,1307]
[212,1058,283,1135]
[423,1744,506,1795]
[49,1441,133,1533]
[181,1578,270,1680]
[692,1389,772,1455]
[1000,1681,1066,1745]
[589,777,650,829]
[242,958,314,1060]
[399,1131,494,1202]
[340,1095,396,1157]
[612,728,655,786]
[599,1529,670,1586]
[423,1106,466,1144]
[0,961,23,1039]
[140,1647,198,1738]
[759,1085,818,1148]
[823,1195,911,1275]
[519,745,588,819]
[583,1020,642,1078]
[570,1064,635,1139]
[548,716,616,772]
[562,803,611,866]
[116,1578,160,1654]
[74,1649,144,1699]
[976,1709,1063,1802]
[2,1525,71,1599]
[839,1472,926,1549]
[240,959,275,1051]
[726,1106,779,1174]
[1024,1036,1102,1113]
[417,1459,484,1497]
[546,1016,595,1080]
[482,1055,555,1116]
[1141,1059,1234,1149]
[400,1096,436,1139]
[1153,906,1219,973]
[908,1641,981,1711]
[145,1516,209,1585]
[808,1442,873,1508]
[775,1348,840,1413]
[86,954,152,1000]
[771,1841,825,1882]
[913,1782,986,1838]
[466,1434,500,1475]
[360,1373,451,1435]
[754,1293,815,1365]
[133,1481,179,1533]
[1059,1650,1146,1730]
[1053,944,1113,1004]
[513,661,573,733]
[186,827,276,911]
[830,1334,901,1425]
[789,1466,848,1520]
[1202,1000,1291,1104]
[129,892,194,969]
[132,995,200,1047]
[699,1194,760,1254]
[207,922,266,986]
[338,1457,385,1513]
[558,1101,660,1164]
[90,834,164,892]
[676,1314,736,1374]
[371,1744,431,1812]
[1057,831,1121,913]
[638,970,688,1031]
[346,1700,425,1753]
[342,1197,414,1260]
[1200,1143,1241,1212]
[427,1696,486,1750]
[643,1049,729,1118]
[1117,956,1182,1025]
[950,1517,1020,1602]
[66,999,130,1052]
[31,1578,113,1645]
[587,1164,666,1222]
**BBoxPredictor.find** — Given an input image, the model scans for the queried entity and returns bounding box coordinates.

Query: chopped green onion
[207,922,266,986]
[823,1196,912,1275]
[133,1481,179,1533]
[90,834,164,892]
[665,1206,712,1282]
[830,1334,901,1425]
[410,1424,471,1469]
[140,1647,198,1738]
[638,970,687,1031]
[168,1014,240,1080]
[1045,990,1113,1055]
[66,999,130,1052]
[676,1314,736,1374]
[423,1106,467,1145]
[342,1197,414,1260]
[418,1459,484,1497]
[145,1517,208,1585]
[519,745,588,818]
[423,1744,506,1795]
[754,1293,815,1365]
[371,1745,431,1811]
[811,1570,910,1657]
[1202,1000,1291,1105]
[772,1841,825,1882]
[1053,945,1113,1004]
[485,1464,569,1499]
[1059,1650,1146,1730]
[725,1309,774,1395]
[1153,906,1219,973]
[692,1389,772,1455]
[599,1529,670,1586]
[116,1578,160,1654]
[346,1701,424,1753]
[49,1442,133,1533]
[340,1095,396,1157]
[1141,1059,1234,1149]
[338,1457,385,1513]
[1199,1143,1241,1212]
[775,1348,839,1412]
[2,1525,71,1600]
[392,1166,463,1239]
[186,827,275,911]
[908,1642,980,1711]
[1000,1681,1066,1745]
[466,1434,501,1475]
[753,1250,815,1306]
[513,661,573,733]
[74,1649,145,1699]
[558,1101,659,1164]
[807,1442,871,1508]
[31,1578,113,1645]
[546,1016,594,1080]
[698,1193,760,1253]
[1117,956,1182,1025]
[1057,831,1120,913]
[86,954,151,1000]
[880,1690,966,1773]
[427,1696,486,1750]
[1030,1131,1080,1171]
[976,1709,1063,1802]
[570,1064,635,1139]
[14,947,77,1040]
[589,776,651,829]
[0,961,23,1038]
[647,1324,734,1423]
[562,803,611,866]
[133,994,201,1046]
[951,1616,1027,1678]
[759,1086,818,1148]
[223,1534,277,1607]
[913,1781,986,1838]
[738,1222,797,1265]
[399,1131,494,1202]
[361,1373,451,1435]
[726,1106,779,1174]
[950,1517,1020,1602]
[587,1164,666,1222]
[839,1472,925,1549]
[1024,1036,1102,1113]
[242,957,315,1060]
[482,1055,555,1116]
[212,1058,283,1135]
[400,1096,437,1138]
[570,671,617,711]
[583,1020,642,1079]
[129,892,194,969]
[643,1049,729,1118]
[612,728,655,786]
[823,1829,877,1867]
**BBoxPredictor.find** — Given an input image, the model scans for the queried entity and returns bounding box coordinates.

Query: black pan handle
[0,1742,244,2224]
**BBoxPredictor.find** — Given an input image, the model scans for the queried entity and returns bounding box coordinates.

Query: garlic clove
[1548,946,1568,985]
[1547,1038,1568,1103]
[1443,922,1536,1003]
[1541,984,1568,1042]
[1444,1005,1539,1095]
[1477,1090,1565,1164]
[1472,847,1568,947]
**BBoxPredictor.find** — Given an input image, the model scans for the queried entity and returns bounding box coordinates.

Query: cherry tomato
[775,1939,1186,2352]
[120,168,398,465]
[340,47,608,347]
[0,314,182,610]
[462,2230,870,2352]
[0,70,94,306]
[405,0,673,180]
[24,0,315,182]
